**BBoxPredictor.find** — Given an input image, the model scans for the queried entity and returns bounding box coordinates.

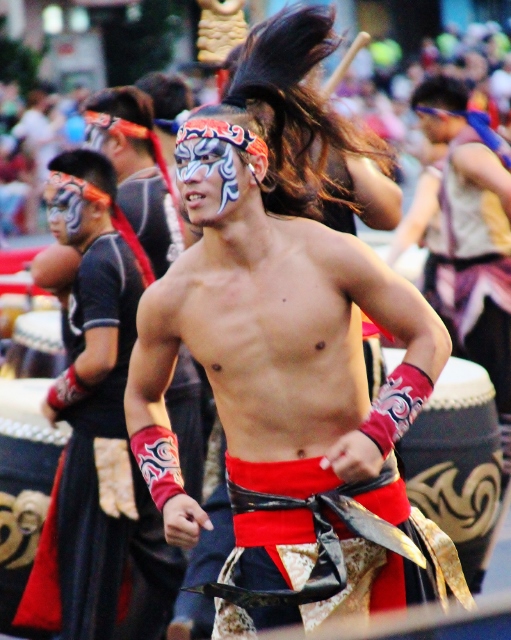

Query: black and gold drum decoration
[196,0,248,63]
[384,349,503,591]
[1,310,67,380]
[0,378,70,633]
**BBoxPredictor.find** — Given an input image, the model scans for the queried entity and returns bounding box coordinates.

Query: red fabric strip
[14,448,132,631]
[265,546,294,590]
[13,452,65,631]
[370,552,407,612]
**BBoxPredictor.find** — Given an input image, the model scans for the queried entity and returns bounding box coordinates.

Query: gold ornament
[196,0,248,64]
[0,489,50,569]
[406,453,502,543]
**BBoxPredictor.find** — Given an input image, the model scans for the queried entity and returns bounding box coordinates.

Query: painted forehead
[176,118,268,159]
[44,171,111,206]
[84,110,150,139]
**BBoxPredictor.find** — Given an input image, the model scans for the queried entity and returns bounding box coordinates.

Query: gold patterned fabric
[211,510,475,638]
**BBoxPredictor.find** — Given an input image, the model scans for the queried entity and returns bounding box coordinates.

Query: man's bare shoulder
[451,141,511,191]
[138,242,204,327]
[281,216,390,281]
[451,141,499,170]
[281,215,366,255]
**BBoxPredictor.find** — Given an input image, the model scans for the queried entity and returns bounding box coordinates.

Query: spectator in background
[59,84,91,148]
[369,35,402,94]
[420,37,441,73]
[12,88,61,186]
[437,23,463,62]
[490,53,511,120]
[391,60,425,103]
[0,135,33,238]
[0,81,23,134]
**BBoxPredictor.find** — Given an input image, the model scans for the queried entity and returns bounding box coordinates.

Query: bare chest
[180,265,348,373]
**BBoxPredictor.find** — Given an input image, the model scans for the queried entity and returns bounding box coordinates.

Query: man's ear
[90,201,108,220]
[104,130,126,156]
[248,154,268,184]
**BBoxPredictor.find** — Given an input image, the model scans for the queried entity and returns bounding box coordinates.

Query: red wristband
[359,362,434,458]
[130,425,185,511]
[47,363,91,412]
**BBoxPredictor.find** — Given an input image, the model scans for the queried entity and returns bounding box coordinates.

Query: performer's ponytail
[191,5,392,221]
[225,6,339,166]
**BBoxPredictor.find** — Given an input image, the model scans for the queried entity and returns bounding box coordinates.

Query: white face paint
[46,188,85,242]
[83,124,106,151]
[175,138,240,215]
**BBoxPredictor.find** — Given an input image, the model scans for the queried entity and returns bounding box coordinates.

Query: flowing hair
[193,5,393,221]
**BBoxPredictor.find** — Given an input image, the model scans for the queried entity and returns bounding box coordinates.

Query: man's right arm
[124,283,178,435]
[125,281,213,547]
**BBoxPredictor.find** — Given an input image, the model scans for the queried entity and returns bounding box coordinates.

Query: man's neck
[202,203,279,269]
[116,153,155,184]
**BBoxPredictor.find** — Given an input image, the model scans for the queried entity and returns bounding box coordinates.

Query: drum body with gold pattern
[384,348,502,592]
[1,309,67,380]
[0,378,70,634]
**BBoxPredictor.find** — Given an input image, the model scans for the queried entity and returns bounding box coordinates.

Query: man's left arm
[346,155,403,230]
[42,256,121,425]
[452,143,511,221]
[321,234,451,481]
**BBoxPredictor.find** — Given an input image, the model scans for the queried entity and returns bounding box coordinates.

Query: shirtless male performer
[125,6,472,637]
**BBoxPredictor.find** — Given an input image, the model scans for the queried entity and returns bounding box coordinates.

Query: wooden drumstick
[322,31,372,99]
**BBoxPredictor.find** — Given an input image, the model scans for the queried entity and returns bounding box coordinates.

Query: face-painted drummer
[125,6,472,638]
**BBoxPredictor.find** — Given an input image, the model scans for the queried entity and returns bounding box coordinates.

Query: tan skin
[386,168,441,267]
[345,155,402,230]
[416,108,511,221]
[40,199,119,427]
[124,128,452,549]
[31,243,82,309]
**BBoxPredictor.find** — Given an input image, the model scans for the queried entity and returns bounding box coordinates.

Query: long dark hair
[192,5,392,221]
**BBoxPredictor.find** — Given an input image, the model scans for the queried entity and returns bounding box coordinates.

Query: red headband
[45,171,112,207]
[45,170,155,289]
[84,110,182,221]
[176,118,268,159]
[84,110,151,139]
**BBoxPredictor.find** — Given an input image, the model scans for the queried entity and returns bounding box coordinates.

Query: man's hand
[41,399,59,428]
[162,493,213,549]
[320,430,384,483]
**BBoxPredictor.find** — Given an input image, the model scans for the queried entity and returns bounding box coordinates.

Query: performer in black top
[83,87,205,504]
[14,149,185,640]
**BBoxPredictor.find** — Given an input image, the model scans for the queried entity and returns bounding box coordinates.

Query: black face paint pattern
[47,188,85,240]
[83,124,106,151]
[175,138,240,215]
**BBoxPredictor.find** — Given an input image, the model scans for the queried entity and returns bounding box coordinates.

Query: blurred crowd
[332,19,511,185]
[3,18,511,244]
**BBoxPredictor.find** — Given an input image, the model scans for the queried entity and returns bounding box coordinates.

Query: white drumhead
[12,310,65,355]
[382,348,496,410]
[372,245,428,284]
[0,378,71,445]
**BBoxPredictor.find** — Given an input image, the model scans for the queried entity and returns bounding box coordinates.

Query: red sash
[225,453,409,612]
